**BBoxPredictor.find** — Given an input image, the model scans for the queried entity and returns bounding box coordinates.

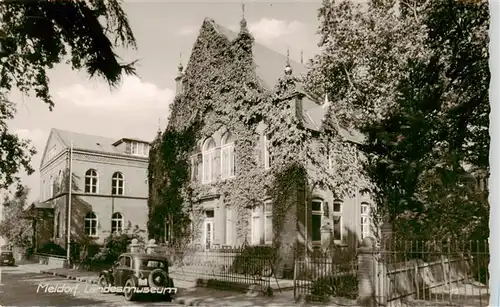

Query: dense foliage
[91,231,144,265]
[308,0,489,240]
[38,240,67,256]
[0,0,137,189]
[148,19,364,247]
[0,185,33,247]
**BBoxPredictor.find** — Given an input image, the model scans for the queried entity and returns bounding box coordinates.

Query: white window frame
[251,206,262,245]
[111,212,124,233]
[250,201,273,245]
[202,138,216,184]
[333,200,343,241]
[84,212,98,237]
[361,203,370,240]
[311,199,323,243]
[264,134,271,169]
[221,132,235,180]
[131,142,139,155]
[111,172,125,195]
[264,201,273,245]
[203,210,215,249]
[225,206,235,246]
[85,169,99,194]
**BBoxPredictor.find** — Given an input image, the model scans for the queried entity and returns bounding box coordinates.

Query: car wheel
[123,279,137,301]
[98,276,110,290]
[163,293,172,302]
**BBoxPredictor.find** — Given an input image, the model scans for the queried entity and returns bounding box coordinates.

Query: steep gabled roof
[209,20,308,90]
[205,19,365,144]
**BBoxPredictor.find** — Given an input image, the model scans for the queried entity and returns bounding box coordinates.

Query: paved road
[0,265,180,306]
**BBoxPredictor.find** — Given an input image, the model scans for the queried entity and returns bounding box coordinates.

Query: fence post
[129,238,140,253]
[145,239,158,254]
[357,236,381,307]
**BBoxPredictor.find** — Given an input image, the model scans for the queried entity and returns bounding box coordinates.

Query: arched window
[361,202,370,240]
[111,172,124,195]
[111,212,124,233]
[85,169,99,194]
[84,212,98,237]
[221,132,235,179]
[202,138,216,184]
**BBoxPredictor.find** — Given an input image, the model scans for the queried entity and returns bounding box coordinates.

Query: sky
[6,1,323,203]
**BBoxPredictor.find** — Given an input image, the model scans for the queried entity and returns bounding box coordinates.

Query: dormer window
[125,141,149,157]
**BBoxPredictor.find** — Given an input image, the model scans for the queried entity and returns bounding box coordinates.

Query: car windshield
[135,258,167,270]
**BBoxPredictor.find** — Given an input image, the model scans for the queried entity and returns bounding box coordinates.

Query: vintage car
[0,250,15,266]
[98,252,175,301]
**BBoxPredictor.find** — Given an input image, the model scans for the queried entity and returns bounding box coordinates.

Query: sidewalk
[17,264,349,306]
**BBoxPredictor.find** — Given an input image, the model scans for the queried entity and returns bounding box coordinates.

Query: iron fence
[293,247,358,302]
[376,240,490,306]
[157,244,278,294]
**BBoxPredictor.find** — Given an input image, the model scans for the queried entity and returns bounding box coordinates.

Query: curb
[39,270,98,285]
[173,297,205,306]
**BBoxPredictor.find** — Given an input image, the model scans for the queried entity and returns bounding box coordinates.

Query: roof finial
[300,50,303,64]
[240,3,247,29]
[284,48,292,75]
[177,53,183,74]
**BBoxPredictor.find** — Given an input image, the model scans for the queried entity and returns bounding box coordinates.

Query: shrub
[90,232,143,267]
[230,245,277,276]
[310,274,358,300]
[37,241,66,256]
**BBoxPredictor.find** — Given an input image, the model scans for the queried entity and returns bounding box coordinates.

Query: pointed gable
[39,129,67,169]
[208,20,308,90]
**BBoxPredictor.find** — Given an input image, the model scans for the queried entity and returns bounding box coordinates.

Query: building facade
[150,16,375,260]
[38,129,150,248]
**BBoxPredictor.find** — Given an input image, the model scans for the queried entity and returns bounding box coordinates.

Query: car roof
[119,252,168,261]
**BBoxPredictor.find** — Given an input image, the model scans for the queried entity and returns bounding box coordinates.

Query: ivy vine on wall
[147,18,368,247]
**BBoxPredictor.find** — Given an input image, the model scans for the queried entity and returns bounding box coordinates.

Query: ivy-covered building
[148,16,372,264]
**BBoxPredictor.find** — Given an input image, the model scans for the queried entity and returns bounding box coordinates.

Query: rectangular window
[131,142,139,155]
[311,200,323,242]
[333,200,342,241]
[202,152,214,184]
[125,142,131,154]
[311,214,322,242]
[264,134,271,169]
[142,143,149,156]
[251,203,273,245]
[333,216,342,241]
[264,202,273,244]
[225,206,235,246]
[361,203,370,239]
[251,215,261,245]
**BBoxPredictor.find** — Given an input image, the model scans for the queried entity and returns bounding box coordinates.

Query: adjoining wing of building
[33,128,150,250]
[151,16,372,270]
